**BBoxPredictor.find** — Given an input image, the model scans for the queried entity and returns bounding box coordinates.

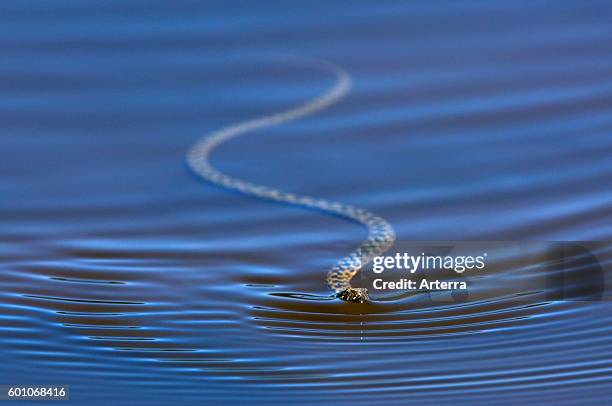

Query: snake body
[186,57,395,303]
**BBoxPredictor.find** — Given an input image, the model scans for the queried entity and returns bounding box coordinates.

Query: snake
[186,56,395,303]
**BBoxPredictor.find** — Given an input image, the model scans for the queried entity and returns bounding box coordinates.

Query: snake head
[337,288,370,303]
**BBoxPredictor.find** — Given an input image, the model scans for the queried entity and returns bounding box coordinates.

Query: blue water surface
[2,1,612,405]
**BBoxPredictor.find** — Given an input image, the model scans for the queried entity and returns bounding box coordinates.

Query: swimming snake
[186,57,395,303]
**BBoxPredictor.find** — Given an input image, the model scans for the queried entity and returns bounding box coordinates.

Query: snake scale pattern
[186,57,395,303]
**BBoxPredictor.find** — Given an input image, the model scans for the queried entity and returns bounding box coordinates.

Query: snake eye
[337,288,370,303]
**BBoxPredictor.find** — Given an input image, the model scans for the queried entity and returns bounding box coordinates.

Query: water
[2,1,612,404]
